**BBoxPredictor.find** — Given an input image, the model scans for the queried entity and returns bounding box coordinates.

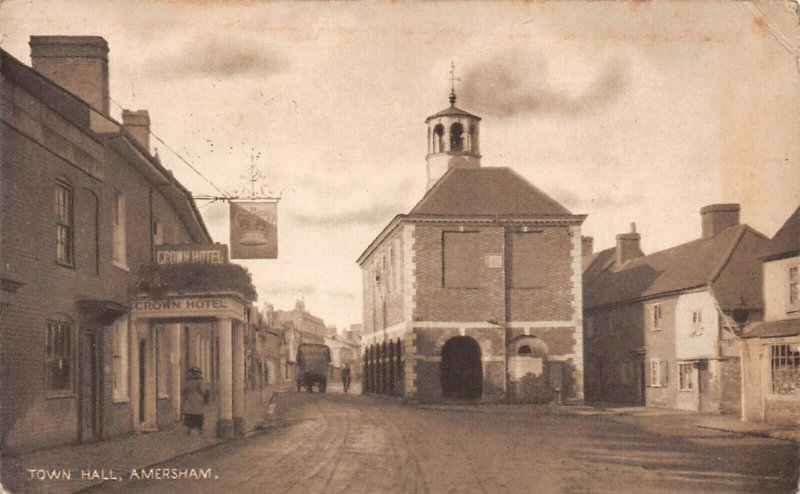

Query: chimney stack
[122,110,151,152]
[615,222,641,268]
[581,236,594,257]
[30,36,110,114]
[700,204,740,239]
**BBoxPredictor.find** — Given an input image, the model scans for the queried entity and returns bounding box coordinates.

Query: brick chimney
[581,236,594,257]
[615,222,641,268]
[29,36,109,114]
[700,204,740,239]
[122,110,151,152]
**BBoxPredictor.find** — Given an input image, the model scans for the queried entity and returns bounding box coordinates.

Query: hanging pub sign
[155,244,229,265]
[230,201,278,259]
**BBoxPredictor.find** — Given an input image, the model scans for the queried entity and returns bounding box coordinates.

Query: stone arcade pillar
[217,317,234,438]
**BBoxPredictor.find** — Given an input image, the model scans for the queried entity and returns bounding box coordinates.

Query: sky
[2,0,799,329]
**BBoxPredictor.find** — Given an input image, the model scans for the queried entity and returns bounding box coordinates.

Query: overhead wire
[108,96,231,198]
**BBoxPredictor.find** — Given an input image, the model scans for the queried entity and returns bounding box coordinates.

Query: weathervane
[449,61,460,106]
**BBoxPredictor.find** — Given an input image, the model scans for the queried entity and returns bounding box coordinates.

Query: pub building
[1,35,258,453]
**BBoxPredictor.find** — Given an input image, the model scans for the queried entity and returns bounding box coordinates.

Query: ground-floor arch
[441,336,482,401]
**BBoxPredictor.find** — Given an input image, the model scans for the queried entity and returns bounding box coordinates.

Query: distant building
[741,205,800,425]
[357,89,585,403]
[264,300,327,382]
[583,204,770,414]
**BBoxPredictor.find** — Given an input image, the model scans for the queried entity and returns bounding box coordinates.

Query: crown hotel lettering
[155,245,228,265]
[133,299,229,311]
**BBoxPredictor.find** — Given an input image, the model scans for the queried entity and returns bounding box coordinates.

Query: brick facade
[1,45,210,452]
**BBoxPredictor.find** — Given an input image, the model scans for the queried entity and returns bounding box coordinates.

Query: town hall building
[357,88,586,403]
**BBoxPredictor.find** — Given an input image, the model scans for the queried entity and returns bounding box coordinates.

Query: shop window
[789,267,799,306]
[112,191,127,268]
[690,310,703,335]
[55,182,74,267]
[112,317,129,402]
[678,363,693,391]
[442,231,481,288]
[649,304,662,331]
[46,316,74,396]
[770,344,800,396]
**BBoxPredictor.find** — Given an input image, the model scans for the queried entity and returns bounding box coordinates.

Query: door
[79,330,101,442]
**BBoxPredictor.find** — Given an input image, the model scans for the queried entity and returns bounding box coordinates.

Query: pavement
[0,385,800,494]
[0,385,289,494]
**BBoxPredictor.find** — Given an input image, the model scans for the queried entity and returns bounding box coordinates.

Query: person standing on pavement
[182,366,209,435]
[341,364,351,394]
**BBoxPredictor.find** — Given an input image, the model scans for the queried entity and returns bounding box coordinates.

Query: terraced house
[358,89,586,403]
[1,36,257,453]
[583,204,770,414]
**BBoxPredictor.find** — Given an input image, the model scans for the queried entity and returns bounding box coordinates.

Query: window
[790,267,799,306]
[650,304,662,331]
[46,317,74,395]
[679,363,693,391]
[112,191,127,267]
[442,231,481,288]
[394,239,402,292]
[112,317,129,402]
[55,182,74,266]
[450,122,464,151]
[770,344,800,396]
[649,359,665,387]
[433,124,445,153]
[155,325,169,398]
[691,310,703,335]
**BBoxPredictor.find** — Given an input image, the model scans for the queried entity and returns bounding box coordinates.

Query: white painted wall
[764,255,800,321]
[674,290,719,360]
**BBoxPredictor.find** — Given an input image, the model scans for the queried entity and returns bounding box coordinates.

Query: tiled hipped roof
[584,225,770,311]
[410,167,572,217]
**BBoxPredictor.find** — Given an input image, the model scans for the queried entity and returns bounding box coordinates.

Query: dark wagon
[296,343,331,393]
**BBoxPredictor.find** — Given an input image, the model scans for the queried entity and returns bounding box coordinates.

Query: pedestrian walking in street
[182,366,210,435]
[342,364,351,394]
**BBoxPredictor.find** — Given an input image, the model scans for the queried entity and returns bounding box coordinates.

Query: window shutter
[662,361,669,386]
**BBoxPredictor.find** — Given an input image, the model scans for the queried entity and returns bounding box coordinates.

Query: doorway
[79,330,101,441]
[441,336,482,401]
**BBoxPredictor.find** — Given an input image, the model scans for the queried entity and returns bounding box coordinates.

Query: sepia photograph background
[1,0,798,344]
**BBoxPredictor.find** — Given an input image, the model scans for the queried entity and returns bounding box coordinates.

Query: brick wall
[1,75,204,452]
[361,227,406,337]
[413,225,505,322]
[507,227,573,321]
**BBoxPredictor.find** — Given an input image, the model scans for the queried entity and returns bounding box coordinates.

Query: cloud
[460,55,629,118]
[262,284,316,297]
[287,202,404,228]
[326,288,356,300]
[146,36,286,78]
[551,186,642,211]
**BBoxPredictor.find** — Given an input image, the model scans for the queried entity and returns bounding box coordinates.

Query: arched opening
[441,336,482,401]
[433,124,445,153]
[450,122,464,152]
[518,345,532,355]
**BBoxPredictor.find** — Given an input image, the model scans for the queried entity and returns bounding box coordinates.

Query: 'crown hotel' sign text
[155,244,229,265]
